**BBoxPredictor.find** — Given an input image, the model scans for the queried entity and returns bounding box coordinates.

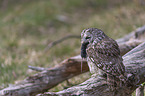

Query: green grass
[0,0,145,94]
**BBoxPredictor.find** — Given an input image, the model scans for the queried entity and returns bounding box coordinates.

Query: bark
[38,42,145,96]
[0,57,88,96]
[0,25,145,96]
[136,86,144,96]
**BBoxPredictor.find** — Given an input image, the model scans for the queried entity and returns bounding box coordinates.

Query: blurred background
[0,0,145,94]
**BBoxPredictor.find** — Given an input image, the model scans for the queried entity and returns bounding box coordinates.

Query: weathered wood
[136,85,144,96]
[0,25,145,96]
[116,25,145,44]
[0,56,88,96]
[38,42,145,96]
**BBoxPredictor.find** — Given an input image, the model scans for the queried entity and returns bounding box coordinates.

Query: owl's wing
[87,37,125,76]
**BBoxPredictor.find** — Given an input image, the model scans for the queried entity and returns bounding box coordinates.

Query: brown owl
[81,28,126,84]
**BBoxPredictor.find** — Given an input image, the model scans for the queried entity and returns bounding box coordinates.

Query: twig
[44,35,80,52]
[28,65,47,72]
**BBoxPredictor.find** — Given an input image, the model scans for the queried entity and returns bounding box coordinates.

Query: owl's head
[81,28,105,44]
[81,28,106,58]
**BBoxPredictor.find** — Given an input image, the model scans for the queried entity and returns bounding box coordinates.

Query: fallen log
[0,25,145,96]
[136,85,144,96]
[39,42,145,96]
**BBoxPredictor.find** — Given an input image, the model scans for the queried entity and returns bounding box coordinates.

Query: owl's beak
[81,37,88,44]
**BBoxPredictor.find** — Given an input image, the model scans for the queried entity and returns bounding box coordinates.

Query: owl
[81,28,126,84]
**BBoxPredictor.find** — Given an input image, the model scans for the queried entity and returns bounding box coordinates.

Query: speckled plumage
[81,28,125,78]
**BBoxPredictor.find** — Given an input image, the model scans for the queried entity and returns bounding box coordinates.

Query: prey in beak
[80,42,89,72]
[81,42,89,58]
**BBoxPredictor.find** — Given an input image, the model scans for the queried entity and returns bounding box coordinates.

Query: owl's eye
[86,36,91,39]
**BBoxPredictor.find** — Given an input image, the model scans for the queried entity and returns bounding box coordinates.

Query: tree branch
[116,25,145,44]
[0,56,88,96]
[44,35,80,52]
[28,66,47,72]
